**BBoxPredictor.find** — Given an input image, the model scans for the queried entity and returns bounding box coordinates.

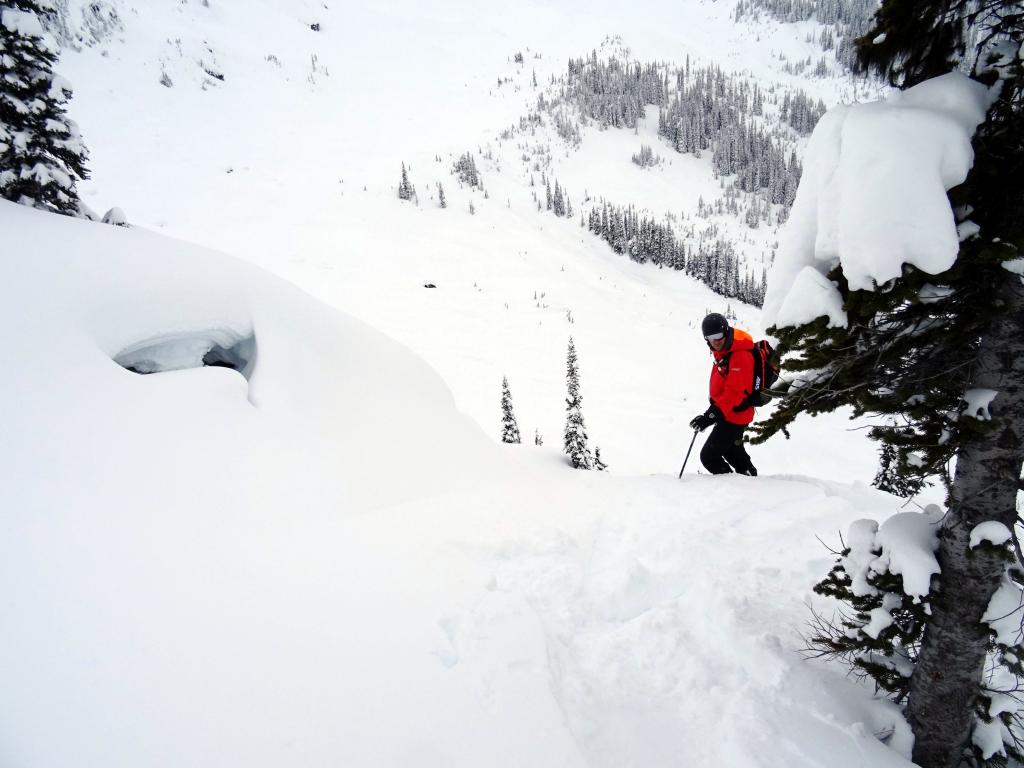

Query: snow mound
[0,199,502,512]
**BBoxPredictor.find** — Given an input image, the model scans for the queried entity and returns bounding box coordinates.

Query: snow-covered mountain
[2,2,945,766]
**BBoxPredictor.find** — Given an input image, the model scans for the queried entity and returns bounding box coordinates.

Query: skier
[689,312,758,476]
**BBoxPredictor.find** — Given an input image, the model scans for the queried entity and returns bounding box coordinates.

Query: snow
[958,219,981,241]
[844,518,881,597]
[844,510,942,601]
[905,452,926,468]
[0,198,920,767]
[963,388,999,420]
[1,8,45,38]
[25,160,71,189]
[764,73,992,329]
[919,283,955,303]
[970,521,1013,549]
[0,1,957,764]
[978,37,1022,80]
[876,511,942,599]
[864,604,896,640]
[973,665,1024,759]
[773,265,847,329]
[47,0,881,485]
[837,511,941,656]
[983,575,1024,647]
[972,717,1007,760]
[839,510,941,646]
[101,204,126,225]
[113,328,255,377]
[1003,257,1024,276]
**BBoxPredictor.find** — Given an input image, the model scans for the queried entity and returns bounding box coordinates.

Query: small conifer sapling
[563,337,593,469]
[500,377,521,444]
[398,162,414,200]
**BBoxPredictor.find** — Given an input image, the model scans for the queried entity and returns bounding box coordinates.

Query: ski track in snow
[421,473,908,767]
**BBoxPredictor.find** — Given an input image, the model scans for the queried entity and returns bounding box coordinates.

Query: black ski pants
[700,420,757,475]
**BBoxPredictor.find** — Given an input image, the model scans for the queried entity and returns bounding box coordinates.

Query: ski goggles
[704,332,725,341]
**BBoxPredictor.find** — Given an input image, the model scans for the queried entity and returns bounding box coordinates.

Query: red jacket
[709,328,757,425]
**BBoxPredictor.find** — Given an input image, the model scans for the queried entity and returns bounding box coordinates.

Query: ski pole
[678,429,699,478]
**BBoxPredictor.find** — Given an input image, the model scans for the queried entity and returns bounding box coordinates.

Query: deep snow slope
[54,0,886,479]
[0,200,916,767]
[0,2,939,765]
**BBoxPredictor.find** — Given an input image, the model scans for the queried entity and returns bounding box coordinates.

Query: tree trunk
[906,274,1024,768]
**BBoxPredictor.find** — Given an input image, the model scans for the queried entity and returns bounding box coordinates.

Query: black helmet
[701,313,730,340]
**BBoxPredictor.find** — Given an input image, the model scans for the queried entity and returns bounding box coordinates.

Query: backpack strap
[715,351,733,376]
[731,346,764,413]
[750,344,766,393]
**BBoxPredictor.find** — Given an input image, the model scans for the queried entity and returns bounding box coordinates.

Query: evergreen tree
[745,196,760,229]
[437,181,446,208]
[563,337,593,469]
[398,162,413,200]
[752,4,1024,766]
[534,428,543,446]
[500,376,521,444]
[873,441,926,498]
[808,518,933,705]
[0,0,90,215]
[594,446,607,471]
[453,151,479,187]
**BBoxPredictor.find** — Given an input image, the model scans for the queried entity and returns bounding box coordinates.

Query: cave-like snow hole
[114,329,256,380]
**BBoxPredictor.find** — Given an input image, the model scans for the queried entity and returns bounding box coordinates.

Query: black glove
[690,413,714,431]
[689,404,721,432]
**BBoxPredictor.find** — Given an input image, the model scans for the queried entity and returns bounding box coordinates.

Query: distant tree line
[548,52,825,220]
[780,90,828,135]
[733,0,877,71]
[582,197,767,306]
[504,50,821,307]
[659,64,805,209]
[532,162,768,307]
[561,52,666,129]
